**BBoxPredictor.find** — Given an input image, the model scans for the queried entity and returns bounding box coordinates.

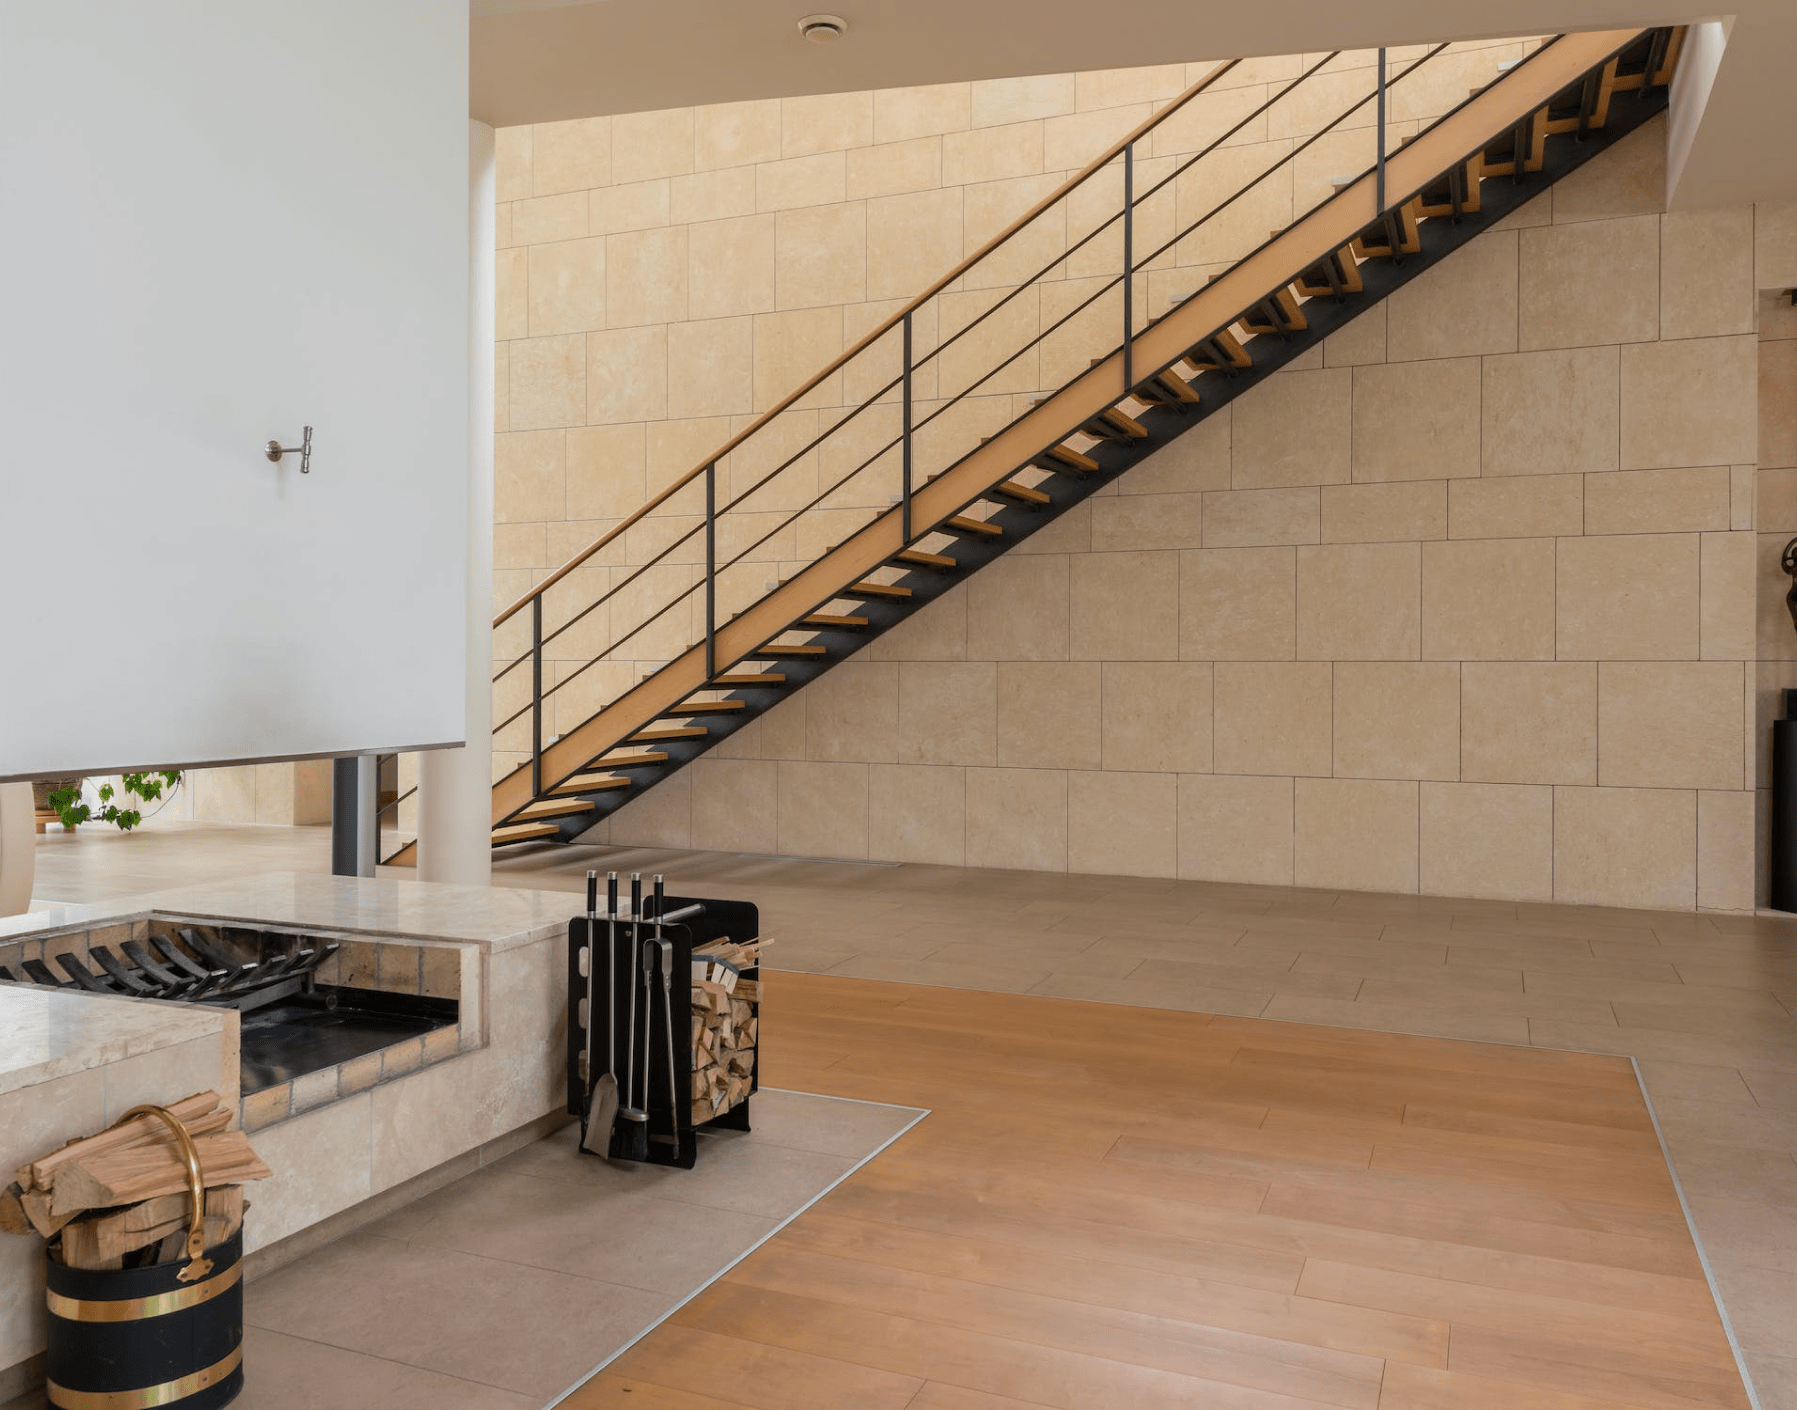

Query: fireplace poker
[616,873,650,1161]
[579,871,621,1160]
[657,933,678,1153]
[639,936,656,1152]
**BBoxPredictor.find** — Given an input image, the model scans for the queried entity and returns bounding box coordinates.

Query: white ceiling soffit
[469,2,1794,209]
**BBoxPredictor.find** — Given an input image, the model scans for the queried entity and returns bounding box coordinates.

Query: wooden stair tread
[994,480,1052,505]
[662,699,748,715]
[945,516,1002,537]
[844,582,913,599]
[492,822,561,846]
[802,613,870,628]
[516,798,598,820]
[1068,405,1146,441]
[895,548,956,568]
[1238,286,1307,335]
[630,726,710,741]
[1036,445,1099,473]
[1183,328,1253,371]
[550,775,634,795]
[1134,370,1201,406]
[758,642,830,655]
[596,751,670,768]
[712,672,787,685]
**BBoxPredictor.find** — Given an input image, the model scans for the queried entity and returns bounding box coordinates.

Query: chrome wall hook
[265,425,313,473]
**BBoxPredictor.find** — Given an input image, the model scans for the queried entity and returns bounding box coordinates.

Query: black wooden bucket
[43,1105,244,1409]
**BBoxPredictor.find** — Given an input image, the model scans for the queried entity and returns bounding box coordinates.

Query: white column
[0,782,34,916]
[418,120,496,887]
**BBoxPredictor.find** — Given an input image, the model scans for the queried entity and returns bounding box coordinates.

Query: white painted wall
[0,1,470,779]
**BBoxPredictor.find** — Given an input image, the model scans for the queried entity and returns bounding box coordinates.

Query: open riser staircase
[386,26,1685,864]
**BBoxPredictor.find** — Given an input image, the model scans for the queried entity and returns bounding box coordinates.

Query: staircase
[390,25,1686,864]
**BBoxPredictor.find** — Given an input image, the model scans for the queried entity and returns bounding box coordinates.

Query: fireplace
[0,916,468,1132]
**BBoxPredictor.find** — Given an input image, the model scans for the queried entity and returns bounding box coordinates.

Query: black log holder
[566,880,759,1169]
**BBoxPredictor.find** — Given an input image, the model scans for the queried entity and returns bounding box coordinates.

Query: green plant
[50,771,181,831]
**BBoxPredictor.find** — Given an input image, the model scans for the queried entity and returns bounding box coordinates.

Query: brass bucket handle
[111,1104,213,1284]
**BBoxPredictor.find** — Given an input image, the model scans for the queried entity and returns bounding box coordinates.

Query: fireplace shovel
[580,871,621,1161]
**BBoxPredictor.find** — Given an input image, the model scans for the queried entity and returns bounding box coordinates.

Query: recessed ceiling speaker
[797,13,847,42]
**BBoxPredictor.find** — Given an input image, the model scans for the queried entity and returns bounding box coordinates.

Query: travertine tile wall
[499,56,1785,909]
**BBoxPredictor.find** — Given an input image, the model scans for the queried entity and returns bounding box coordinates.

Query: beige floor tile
[1635,1058,1756,1105]
[1611,1000,1797,1042]
[234,1327,540,1410]
[1027,971,1274,1018]
[1259,995,1534,1045]
[927,940,1138,977]
[1712,1262,1797,1359]
[1129,956,1364,1001]
[1665,1141,1797,1208]
[827,952,1051,994]
[358,1170,775,1296]
[1525,969,1745,1005]
[1352,977,1615,1024]
[1289,949,1452,980]
[245,1232,673,1396]
[1738,1066,1797,1113]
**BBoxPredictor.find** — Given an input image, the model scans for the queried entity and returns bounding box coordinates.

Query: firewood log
[60,1186,245,1268]
[17,1091,224,1192]
[49,1132,271,1218]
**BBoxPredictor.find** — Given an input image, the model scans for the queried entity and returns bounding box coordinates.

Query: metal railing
[490,37,1552,801]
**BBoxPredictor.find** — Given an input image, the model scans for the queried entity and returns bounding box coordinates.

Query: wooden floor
[566,972,1748,1410]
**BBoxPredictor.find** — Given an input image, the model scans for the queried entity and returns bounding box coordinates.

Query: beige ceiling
[469,3,1792,210]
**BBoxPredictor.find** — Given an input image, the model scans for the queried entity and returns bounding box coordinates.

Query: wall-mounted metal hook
[265,425,313,473]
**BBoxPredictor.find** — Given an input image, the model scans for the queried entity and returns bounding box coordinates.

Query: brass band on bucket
[45,1259,241,1323]
[45,1342,241,1410]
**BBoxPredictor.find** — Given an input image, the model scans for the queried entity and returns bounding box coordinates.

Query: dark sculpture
[1785,537,1797,634]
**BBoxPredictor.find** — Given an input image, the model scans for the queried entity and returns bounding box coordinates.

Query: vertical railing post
[901,311,913,545]
[1375,47,1388,215]
[1122,142,1134,396]
[704,461,717,682]
[530,595,543,798]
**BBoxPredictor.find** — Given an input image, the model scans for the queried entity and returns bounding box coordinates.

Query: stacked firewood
[0,1091,271,1270]
[689,937,765,1126]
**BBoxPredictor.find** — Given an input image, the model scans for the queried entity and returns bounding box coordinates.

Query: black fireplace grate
[0,926,338,1013]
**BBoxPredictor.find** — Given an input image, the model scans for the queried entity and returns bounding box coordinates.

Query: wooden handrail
[492,56,1243,629]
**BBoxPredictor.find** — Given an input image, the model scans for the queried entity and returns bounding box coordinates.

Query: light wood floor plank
[673,1282,1358,1410]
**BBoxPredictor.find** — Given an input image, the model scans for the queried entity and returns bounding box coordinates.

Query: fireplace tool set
[566,872,760,1170]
